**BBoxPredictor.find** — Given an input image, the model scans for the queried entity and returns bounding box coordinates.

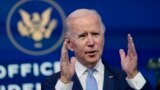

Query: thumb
[70,57,76,66]
[70,57,76,72]
[119,49,125,63]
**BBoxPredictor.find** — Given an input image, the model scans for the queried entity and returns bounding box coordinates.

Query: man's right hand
[60,39,76,84]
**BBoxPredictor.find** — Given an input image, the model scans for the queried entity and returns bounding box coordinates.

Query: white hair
[65,9,105,37]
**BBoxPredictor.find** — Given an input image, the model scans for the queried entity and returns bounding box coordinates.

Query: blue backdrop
[0,0,160,90]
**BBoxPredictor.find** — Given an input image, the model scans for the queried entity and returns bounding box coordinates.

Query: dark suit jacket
[41,64,151,90]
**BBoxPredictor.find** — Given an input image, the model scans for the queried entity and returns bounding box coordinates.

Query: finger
[119,49,126,64]
[128,34,133,45]
[61,39,69,63]
[70,57,76,72]
[127,34,136,56]
[70,57,76,67]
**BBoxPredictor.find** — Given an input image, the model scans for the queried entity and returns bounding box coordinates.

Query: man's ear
[67,39,74,51]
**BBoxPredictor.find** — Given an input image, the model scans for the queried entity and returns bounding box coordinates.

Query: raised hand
[60,39,76,83]
[119,34,138,78]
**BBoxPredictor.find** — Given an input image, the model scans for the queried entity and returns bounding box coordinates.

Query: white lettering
[21,64,32,77]
[8,64,19,78]
[0,61,60,79]
[33,63,39,76]
[0,85,5,90]
[22,83,34,90]
[0,65,6,79]
[8,84,20,90]
[53,61,60,73]
[41,62,53,76]
[35,83,41,90]
[1,83,41,90]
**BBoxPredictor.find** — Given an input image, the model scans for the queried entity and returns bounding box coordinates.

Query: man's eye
[79,35,84,37]
[92,32,100,36]
[79,34,86,38]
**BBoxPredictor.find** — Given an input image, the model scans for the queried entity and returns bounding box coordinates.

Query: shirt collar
[75,58,104,78]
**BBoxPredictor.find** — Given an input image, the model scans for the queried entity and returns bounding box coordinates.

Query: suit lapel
[71,73,83,90]
[103,65,117,90]
[70,63,118,90]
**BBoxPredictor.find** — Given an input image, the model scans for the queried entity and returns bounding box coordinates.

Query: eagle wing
[44,19,57,38]
[41,8,52,27]
[19,9,32,28]
[17,21,30,36]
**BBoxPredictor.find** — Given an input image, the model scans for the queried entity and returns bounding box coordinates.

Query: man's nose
[87,35,95,47]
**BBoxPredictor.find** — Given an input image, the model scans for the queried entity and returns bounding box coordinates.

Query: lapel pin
[108,75,114,78]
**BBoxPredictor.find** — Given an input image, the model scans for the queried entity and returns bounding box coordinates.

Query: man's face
[68,14,104,67]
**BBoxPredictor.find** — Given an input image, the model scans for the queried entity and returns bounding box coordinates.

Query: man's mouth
[85,51,98,56]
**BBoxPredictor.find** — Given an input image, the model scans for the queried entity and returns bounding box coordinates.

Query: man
[41,9,151,90]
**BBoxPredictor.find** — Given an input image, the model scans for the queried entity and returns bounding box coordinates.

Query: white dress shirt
[55,59,146,90]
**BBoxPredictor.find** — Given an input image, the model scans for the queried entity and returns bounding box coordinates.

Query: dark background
[0,0,160,89]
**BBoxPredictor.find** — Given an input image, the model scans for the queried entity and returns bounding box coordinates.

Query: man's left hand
[119,34,138,79]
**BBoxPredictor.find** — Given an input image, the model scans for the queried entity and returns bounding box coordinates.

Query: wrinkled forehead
[71,14,98,23]
[67,14,101,32]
